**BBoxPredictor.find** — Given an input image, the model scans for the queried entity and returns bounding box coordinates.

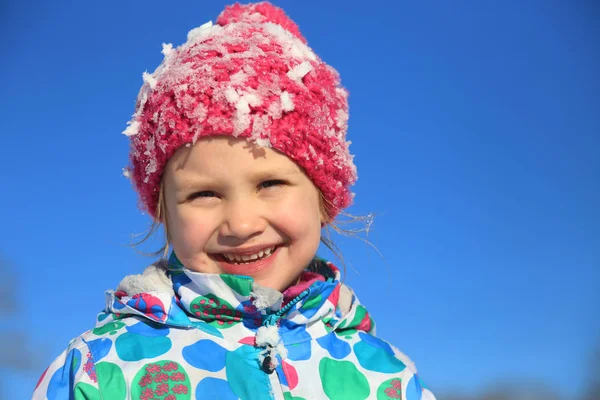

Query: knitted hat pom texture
[123,2,357,219]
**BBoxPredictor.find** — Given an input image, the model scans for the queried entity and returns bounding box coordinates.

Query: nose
[219,197,266,241]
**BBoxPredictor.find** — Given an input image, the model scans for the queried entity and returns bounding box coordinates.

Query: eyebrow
[174,167,301,190]
[175,176,216,191]
[249,168,301,180]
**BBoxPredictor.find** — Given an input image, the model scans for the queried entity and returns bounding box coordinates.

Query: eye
[259,180,286,190]
[188,190,218,200]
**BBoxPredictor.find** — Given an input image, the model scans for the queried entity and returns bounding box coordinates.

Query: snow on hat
[123,1,357,219]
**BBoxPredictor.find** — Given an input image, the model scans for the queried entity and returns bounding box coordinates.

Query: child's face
[163,136,324,291]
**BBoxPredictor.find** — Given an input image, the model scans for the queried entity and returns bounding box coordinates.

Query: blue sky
[1,1,599,398]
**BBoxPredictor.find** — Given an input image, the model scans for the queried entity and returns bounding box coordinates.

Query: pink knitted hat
[123,2,357,219]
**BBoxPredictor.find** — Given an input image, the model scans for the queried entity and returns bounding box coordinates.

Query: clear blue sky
[1,1,599,399]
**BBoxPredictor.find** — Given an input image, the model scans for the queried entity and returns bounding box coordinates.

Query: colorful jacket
[33,257,436,400]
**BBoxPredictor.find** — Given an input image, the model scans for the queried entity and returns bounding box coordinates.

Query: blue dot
[358,332,394,354]
[226,346,273,400]
[275,363,289,387]
[191,321,224,338]
[280,324,311,361]
[125,295,167,322]
[196,377,238,399]
[112,298,125,310]
[406,375,423,400]
[183,340,228,372]
[87,338,112,361]
[298,284,334,319]
[316,333,351,359]
[115,333,171,361]
[238,300,262,330]
[354,334,405,373]
[126,321,170,337]
[97,313,110,322]
[167,298,192,325]
[286,341,311,361]
[172,272,192,292]
[47,348,81,400]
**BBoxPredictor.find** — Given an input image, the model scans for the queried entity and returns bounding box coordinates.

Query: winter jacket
[33,256,436,400]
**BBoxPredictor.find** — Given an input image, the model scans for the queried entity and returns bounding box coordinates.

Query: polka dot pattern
[319,358,370,400]
[131,361,191,400]
[354,333,406,374]
[34,259,435,400]
[196,377,237,400]
[182,340,228,372]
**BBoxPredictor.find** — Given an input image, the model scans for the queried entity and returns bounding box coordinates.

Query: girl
[33,3,436,399]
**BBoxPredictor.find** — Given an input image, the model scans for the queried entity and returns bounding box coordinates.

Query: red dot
[203,311,209,317]
[200,300,206,304]
[195,312,201,316]
[193,304,199,309]
[211,309,218,315]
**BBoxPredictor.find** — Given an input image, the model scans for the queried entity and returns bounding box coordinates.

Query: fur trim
[338,283,354,317]
[117,260,174,297]
[251,283,283,311]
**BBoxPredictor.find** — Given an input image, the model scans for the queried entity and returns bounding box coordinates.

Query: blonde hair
[132,181,374,276]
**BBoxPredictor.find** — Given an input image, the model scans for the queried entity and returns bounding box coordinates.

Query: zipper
[263,286,312,327]
[259,286,313,375]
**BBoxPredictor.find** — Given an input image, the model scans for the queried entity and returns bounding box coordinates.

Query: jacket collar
[104,253,373,340]
[168,253,341,330]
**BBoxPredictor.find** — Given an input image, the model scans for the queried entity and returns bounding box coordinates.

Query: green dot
[335,328,358,340]
[349,305,368,327]
[71,351,81,370]
[74,382,101,400]
[302,294,323,310]
[92,321,126,336]
[319,358,370,400]
[190,294,241,329]
[283,392,306,400]
[323,317,333,332]
[377,378,404,399]
[338,306,367,330]
[95,362,126,400]
[131,360,191,400]
[221,275,253,296]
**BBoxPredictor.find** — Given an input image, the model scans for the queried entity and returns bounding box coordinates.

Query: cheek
[168,209,216,251]
[273,191,322,239]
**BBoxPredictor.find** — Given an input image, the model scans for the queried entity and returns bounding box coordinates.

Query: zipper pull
[263,313,279,327]
[256,323,282,374]
[262,355,275,374]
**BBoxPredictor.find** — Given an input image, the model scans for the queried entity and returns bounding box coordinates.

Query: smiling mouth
[214,245,280,265]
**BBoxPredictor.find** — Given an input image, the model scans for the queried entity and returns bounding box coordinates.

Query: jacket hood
[103,255,375,342]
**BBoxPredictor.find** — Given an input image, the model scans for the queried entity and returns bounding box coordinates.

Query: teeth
[222,246,276,264]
